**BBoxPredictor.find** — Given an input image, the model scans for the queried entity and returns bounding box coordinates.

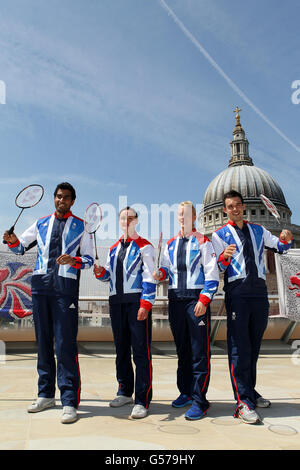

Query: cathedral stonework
[202,108,300,247]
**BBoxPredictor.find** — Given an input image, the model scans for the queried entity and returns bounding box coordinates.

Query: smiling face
[54,188,75,217]
[223,196,245,224]
[119,208,138,236]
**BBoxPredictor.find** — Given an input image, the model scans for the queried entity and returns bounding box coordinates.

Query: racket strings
[16,185,44,208]
[84,203,102,234]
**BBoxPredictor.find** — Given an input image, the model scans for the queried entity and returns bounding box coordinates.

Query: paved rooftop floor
[0,341,300,452]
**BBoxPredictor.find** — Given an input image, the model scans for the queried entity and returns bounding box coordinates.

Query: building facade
[201,108,300,247]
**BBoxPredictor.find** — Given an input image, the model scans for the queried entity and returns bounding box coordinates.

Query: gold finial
[233,106,242,126]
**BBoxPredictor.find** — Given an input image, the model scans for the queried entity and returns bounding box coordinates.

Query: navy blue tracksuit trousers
[32,294,81,409]
[225,295,269,412]
[109,302,152,408]
[169,299,211,412]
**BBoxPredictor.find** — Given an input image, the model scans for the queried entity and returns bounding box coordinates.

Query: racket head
[84,202,102,234]
[15,184,44,209]
[259,194,280,220]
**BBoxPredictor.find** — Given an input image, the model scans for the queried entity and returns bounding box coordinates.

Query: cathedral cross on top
[233,106,242,125]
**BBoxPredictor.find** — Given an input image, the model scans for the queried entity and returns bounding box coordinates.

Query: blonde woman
[154,202,219,420]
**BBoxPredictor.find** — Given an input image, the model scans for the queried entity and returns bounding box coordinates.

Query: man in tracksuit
[3,182,94,424]
[154,201,219,420]
[94,206,156,419]
[212,190,293,424]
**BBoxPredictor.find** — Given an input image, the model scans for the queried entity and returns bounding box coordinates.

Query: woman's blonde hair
[178,201,196,218]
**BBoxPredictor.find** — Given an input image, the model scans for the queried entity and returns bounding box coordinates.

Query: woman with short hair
[94,207,156,419]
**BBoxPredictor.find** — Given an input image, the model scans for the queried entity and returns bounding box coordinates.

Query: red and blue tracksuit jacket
[212,221,292,411]
[212,220,292,296]
[95,235,156,312]
[159,229,219,305]
[7,211,94,296]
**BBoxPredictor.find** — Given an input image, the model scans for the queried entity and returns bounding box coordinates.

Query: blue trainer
[172,394,192,408]
[184,404,207,420]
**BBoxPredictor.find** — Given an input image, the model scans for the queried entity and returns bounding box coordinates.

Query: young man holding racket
[3,182,94,424]
[212,190,293,424]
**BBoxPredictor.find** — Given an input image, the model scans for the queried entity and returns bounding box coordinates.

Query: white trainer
[27,397,55,413]
[131,404,148,419]
[61,406,78,424]
[236,403,261,424]
[109,395,133,408]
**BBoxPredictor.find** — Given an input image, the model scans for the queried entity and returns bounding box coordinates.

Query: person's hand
[137,307,149,321]
[3,231,18,245]
[223,244,236,260]
[194,301,207,317]
[56,254,76,266]
[93,264,105,277]
[280,230,293,243]
[153,270,163,281]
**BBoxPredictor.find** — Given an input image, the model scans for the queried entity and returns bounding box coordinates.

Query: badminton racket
[3,184,44,244]
[156,231,163,276]
[84,202,102,266]
[259,194,282,229]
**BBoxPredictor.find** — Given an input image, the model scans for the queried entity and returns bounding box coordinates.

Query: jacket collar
[227,219,248,227]
[178,227,197,238]
[119,232,139,243]
[54,211,73,219]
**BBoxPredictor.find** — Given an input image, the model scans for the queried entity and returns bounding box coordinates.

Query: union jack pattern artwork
[289,272,300,298]
[0,262,33,320]
[275,251,300,322]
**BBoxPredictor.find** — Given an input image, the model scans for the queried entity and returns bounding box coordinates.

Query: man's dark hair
[223,190,244,207]
[54,182,76,201]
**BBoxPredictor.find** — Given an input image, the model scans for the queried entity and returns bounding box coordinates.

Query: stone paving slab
[0,348,300,452]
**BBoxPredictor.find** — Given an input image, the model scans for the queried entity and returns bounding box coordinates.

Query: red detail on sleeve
[159,268,167,281]
[199,294,211,307]
[140,299,152,312]
[72,256,82,270]
[218,251,231,266]
[8,239,20,248]
[95,267,106,278]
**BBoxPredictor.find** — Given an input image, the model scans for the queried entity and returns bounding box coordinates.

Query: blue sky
[0,0,300,242]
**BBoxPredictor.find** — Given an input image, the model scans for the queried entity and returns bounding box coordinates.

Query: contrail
[159,0,300,154]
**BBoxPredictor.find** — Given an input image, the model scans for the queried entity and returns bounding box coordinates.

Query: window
[251,209,256,216]
[260,210,265,216]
